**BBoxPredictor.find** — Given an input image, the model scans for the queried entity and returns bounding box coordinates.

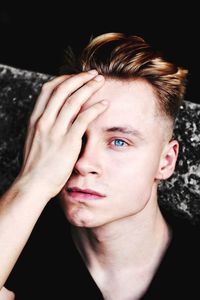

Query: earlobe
[155,140,179,180]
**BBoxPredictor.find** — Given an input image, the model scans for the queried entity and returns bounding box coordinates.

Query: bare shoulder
[0,287,15,300]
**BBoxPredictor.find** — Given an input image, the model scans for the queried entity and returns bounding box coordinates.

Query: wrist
[11,174,52,205]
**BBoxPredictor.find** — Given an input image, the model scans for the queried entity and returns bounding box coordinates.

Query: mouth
[66,187,106,200]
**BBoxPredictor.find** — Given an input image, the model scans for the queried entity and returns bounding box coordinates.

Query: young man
[0,33,199,299]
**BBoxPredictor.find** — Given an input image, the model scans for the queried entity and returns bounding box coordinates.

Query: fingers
[52,74,105,134]
[29,75,71,126]
[22,75,72,164]
[22,70,105,164]
[68,100,108,140]
[40,70,99,126]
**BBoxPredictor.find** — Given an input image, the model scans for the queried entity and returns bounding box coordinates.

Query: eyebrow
[103,126,145,141]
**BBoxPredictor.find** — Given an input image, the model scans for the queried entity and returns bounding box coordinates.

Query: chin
[62,205,100,228]
[58,190,104,228]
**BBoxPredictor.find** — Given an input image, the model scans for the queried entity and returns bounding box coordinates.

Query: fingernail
[94,75,104,81]
[88,69,98,75]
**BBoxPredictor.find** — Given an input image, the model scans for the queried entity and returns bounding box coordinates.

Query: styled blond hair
[61,32,188,121]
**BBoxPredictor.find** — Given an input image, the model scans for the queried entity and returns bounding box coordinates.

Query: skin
[0,71,108,293]
[58,78,179,298]
[59,78,178,228]
[0,71,179,299]
[0,287,15,300]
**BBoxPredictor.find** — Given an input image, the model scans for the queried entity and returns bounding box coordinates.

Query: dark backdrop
[0,2,199,104]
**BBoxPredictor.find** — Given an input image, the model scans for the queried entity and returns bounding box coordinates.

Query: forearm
[0,176,50,289]
[0,287,15,300]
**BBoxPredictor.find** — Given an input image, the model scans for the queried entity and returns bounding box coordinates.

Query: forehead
[81,79,160,134]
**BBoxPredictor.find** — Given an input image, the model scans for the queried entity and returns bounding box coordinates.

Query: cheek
[107,149,159,190]
[109,154,158,214]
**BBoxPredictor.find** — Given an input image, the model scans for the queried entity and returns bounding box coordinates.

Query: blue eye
[112,139,127,147]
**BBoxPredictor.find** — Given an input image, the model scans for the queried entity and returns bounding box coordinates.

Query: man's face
[59,78,172,227]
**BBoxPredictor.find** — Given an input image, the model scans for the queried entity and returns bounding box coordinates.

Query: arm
[0,287,15,300]
[0,71,106,288]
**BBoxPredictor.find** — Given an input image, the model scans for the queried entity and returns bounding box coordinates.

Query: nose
[73,138,102,176]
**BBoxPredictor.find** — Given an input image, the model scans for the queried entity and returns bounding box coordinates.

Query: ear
[155,139,179,180]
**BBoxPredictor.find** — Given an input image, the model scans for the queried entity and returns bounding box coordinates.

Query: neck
[71,190,170,275]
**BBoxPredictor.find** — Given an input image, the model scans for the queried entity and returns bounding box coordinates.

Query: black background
[0,2,199,104]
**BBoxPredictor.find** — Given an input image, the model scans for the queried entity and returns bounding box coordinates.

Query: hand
[17,71,107,200]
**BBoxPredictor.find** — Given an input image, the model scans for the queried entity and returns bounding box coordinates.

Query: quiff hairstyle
[60,32,188,122]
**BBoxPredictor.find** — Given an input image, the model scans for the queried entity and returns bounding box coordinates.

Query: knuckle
[41,81,52,91]
[74,71,96,84]
[76,112,86,124]
[66,95,79,108]
[78,71,91,79]
[41,75,68,91]
[65,95,74,105]
[52,81,70,96]
[87,79,98,88]
[81,85,91,95]
[78,83,95,99]
[35,117,47,132]
[84,78,102,91]
[28,117,36,129]
[76,107,95,123]
[29,115,36,126]
[52,85,60,95]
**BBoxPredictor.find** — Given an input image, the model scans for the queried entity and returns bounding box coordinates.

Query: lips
[66,186,106,200]
[67,187,105,197]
